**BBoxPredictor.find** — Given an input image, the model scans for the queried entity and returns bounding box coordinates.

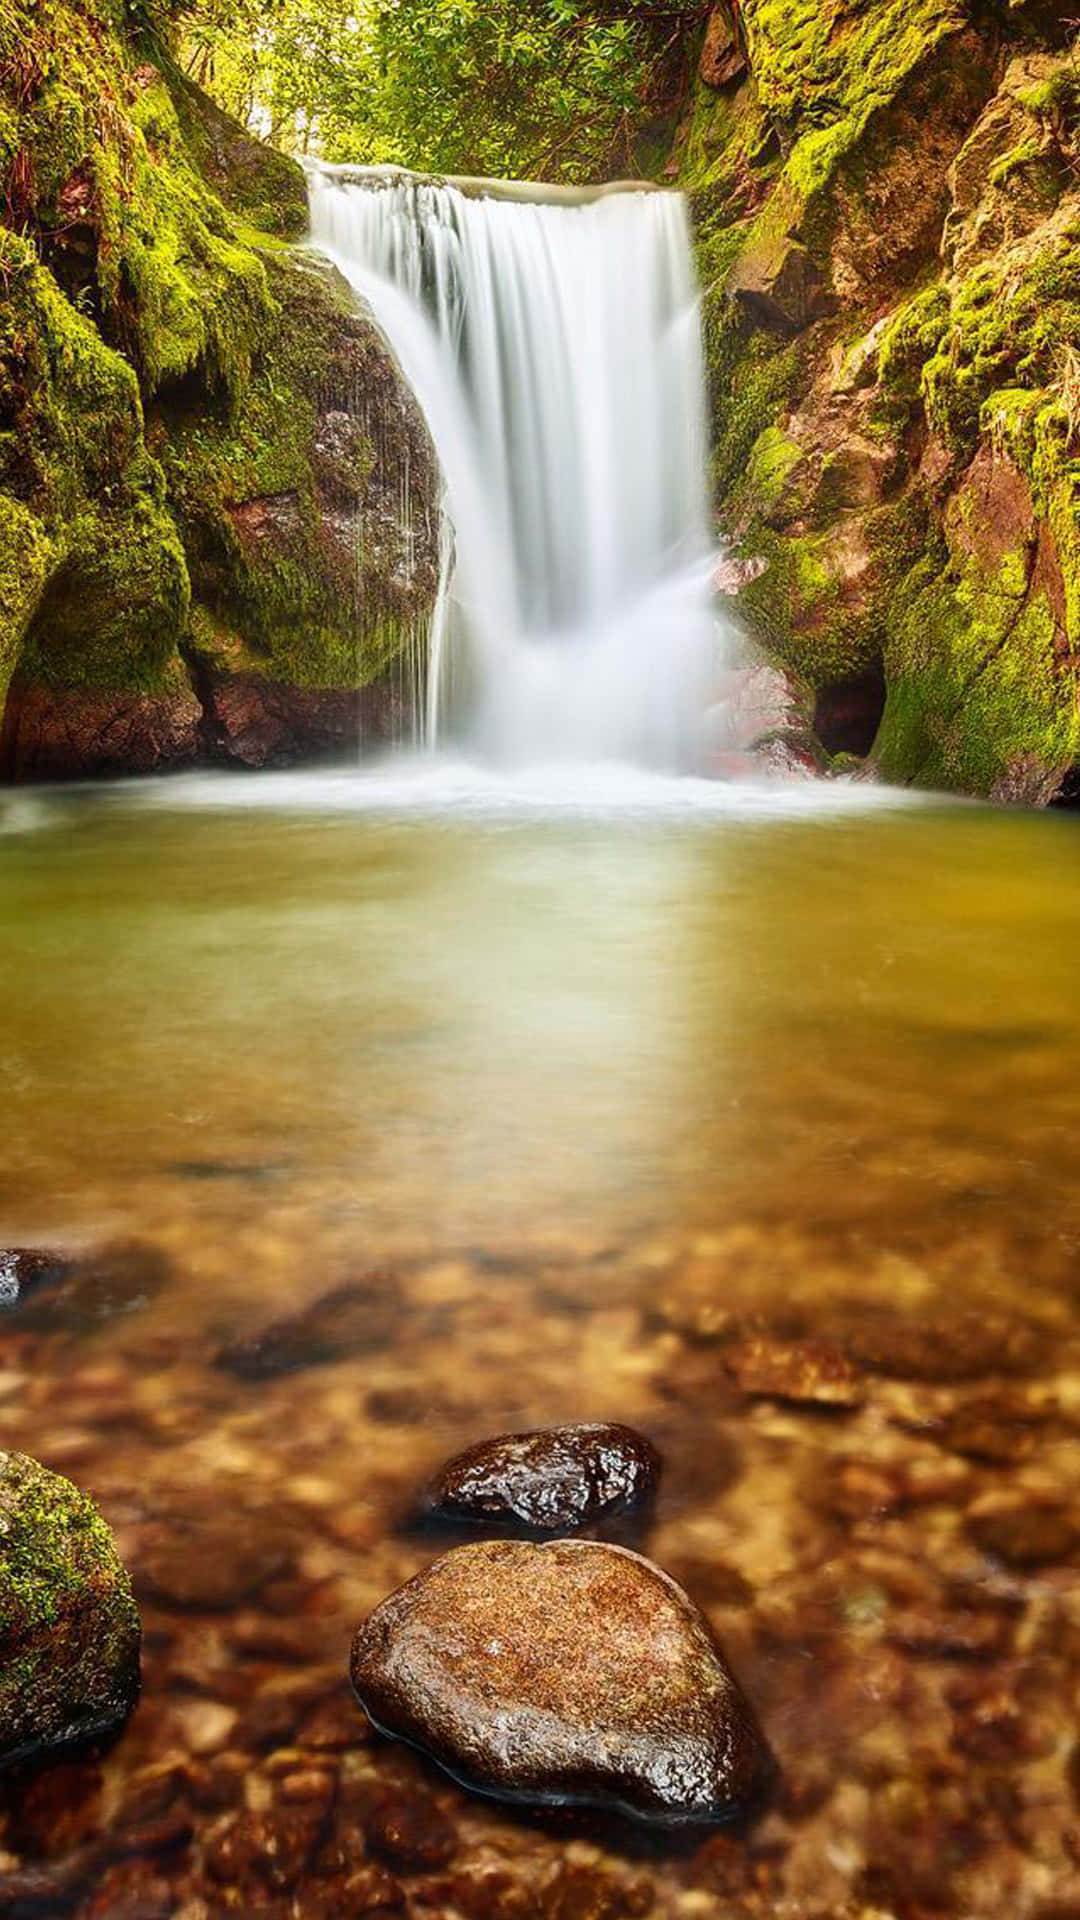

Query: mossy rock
[163,62,308,241]
[0,1451,140,1769]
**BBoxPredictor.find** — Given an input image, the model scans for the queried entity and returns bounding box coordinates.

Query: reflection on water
[0,767,1079,1915]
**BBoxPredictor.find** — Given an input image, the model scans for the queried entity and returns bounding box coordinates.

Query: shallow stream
[1,764,1079,1916]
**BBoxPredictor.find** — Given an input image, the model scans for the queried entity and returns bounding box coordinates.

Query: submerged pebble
[350,1538,770,1827]
[0,1247,73,1307]
[422,1421,661,1532]
[724,1336,863,1410]
[214,1272,403,1380]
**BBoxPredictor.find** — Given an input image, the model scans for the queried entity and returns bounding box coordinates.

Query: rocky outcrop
[0,1452,140,1768]
[0,0,437,781]
[351,1539,770,1826]
[682,2,1080,801]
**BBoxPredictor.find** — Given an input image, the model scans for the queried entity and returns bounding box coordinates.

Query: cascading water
[308,167,718,770]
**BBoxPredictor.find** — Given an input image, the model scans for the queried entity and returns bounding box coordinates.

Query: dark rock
[200,673,410,771]
[350,1539,770,1828]
[723,1337,863,1410]
[423,1424,661,1534]
[10,1242,170,1335]
[0,1452,140,1770]
[214,1272,402,1380]
[0,1249,73,1308]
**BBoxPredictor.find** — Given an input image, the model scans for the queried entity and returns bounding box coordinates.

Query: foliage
[179,0,708,184]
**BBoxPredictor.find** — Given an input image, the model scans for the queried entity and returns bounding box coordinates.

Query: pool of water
[1,762,1079,1916]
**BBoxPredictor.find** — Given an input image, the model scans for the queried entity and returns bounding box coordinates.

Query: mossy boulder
[0,0,437,777]
[0,1451,140,1769]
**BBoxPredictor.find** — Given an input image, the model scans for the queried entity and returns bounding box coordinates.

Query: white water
[307,167,719,769]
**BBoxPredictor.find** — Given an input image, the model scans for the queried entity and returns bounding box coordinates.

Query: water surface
[0,766,1078,1917]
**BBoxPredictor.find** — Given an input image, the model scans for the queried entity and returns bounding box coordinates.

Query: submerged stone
[423,1423,661,1533]
[0,1451,140,1769]
[724,1337,863,1410]
[350,1539,770,1827]
[0,1249,73,1307]
[215,1272,402,1381]
[6,1241,171,1334]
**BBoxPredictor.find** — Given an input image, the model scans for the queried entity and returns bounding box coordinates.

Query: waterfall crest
[308,166,717,769]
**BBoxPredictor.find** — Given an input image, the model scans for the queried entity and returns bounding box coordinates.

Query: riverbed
[0,764,1078,1916]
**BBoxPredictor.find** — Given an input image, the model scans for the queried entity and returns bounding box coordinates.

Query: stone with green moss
[0,1451,140,1769]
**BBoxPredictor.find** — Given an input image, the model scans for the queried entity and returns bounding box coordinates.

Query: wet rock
[967,1496,1080,1569]
[11,1242,170,1335]
[0,684,202,781]
[214,1272,402,1380]
[724,1337,863,1410]
[0,1452,140,1769]
[0,1249,73,1308]
[350,1539,770,1827]
[422,1424,661,1534]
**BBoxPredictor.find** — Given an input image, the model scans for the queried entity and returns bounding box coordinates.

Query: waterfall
[308,167,717,769]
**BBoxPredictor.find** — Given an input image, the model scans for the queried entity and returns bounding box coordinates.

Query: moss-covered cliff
[681,1,1080,802]
[0,0,437,776]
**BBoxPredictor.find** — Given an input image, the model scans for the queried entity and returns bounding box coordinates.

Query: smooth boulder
[351,1539,770,1827]
[422,1422,660,1533]
[0,1451,140,1768]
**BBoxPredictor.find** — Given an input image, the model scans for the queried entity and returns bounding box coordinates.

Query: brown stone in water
[214,1272,402,1381]
[724,1336,863,1410]
[363,1785,457,1871]
[842,1310,1045,1383]
[423,1423,661,1533]
[350,1540,770,1827]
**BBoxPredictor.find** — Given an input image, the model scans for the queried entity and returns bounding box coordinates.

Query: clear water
[1,768,1079,1916]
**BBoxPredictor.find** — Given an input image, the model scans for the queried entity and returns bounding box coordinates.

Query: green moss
[876,532,1079,795]
[0,499,52,693]
[0,1451,140,1767]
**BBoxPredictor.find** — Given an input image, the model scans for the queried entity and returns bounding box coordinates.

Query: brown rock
[423,1424,661,1533]
[700,7,746,89]
[202,673,408,771]
[842,1309,1045,1383]
[728,239,830,335]
[350,1540,770,1827]
[0,682,201,781]
[724,1336,863,1409]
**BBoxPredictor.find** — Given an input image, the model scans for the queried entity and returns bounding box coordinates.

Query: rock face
[351,1539,769,1827]
[0,1452,140,1768]
[422,1424,661,1533]
[685,3,1080,802]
